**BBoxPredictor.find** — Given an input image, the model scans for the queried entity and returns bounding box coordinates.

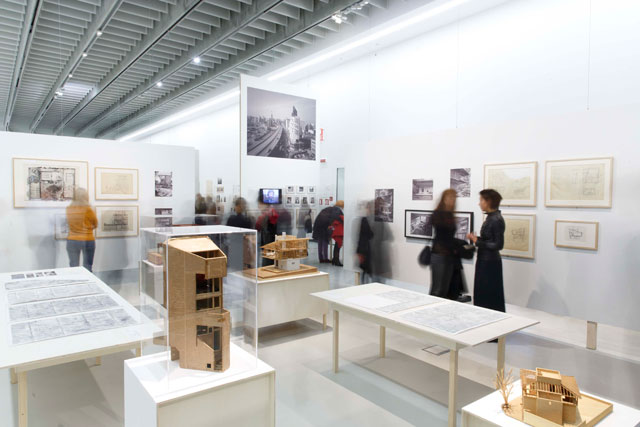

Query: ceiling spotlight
[82,52,88,58]
[193,56,201,64]
[68,73,73,78]
[156,81,163,88]
[331,13,347,24]
[55,90,63,97]
[96,30,103,37]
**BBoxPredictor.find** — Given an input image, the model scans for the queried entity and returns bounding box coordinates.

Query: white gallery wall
[0,132,197,272]
[133,0,640,330]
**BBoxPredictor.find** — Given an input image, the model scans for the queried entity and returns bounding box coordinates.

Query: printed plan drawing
[4,276,137,345]
[101,172,134,195]
[345,290,439,313]
[504,217,530,252]
[550,164,605,201]
[401,302,509,334]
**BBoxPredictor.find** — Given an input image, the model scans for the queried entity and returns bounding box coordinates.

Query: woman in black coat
[430,189,463,300]
[467,189,506,312]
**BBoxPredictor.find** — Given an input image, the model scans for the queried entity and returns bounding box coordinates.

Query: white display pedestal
[461,380,640,427]
[124,343,275,427]
[257,271,329,328]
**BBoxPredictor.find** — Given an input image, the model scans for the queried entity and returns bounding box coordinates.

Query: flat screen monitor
[260,188,282,204]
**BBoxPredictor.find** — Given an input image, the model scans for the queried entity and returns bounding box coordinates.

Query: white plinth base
[125,343,275,427]
[257,272,329,328]
[461,380,640,427]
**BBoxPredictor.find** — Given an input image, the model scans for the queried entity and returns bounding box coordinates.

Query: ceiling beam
[29,0,125,133]
[76,0,288,136]
[3,0,43,131]
[96,0,360,139]
[52,0,206,135]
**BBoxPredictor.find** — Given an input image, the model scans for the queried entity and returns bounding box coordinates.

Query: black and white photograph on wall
[285,195,293,207]
[302,196,309,205]
[154,171,173,197]
[294,196,301,206]
[450,168,471,198]
[155,216,173,227]
[308,186,315,194]
[297,185,305,194]
[217,178,222,185]
[155,208,172,215]
[286,185,295,194]
[412,179,434,200]
[454,212,474,240]
[309,196,316,205]
[246,87,316,160]
[375,189,394,222]
[404,210,434,240]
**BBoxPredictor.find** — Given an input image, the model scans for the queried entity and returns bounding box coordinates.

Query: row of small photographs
[285,185,315,195]
[11,271,58,280]
[284,195,332,207]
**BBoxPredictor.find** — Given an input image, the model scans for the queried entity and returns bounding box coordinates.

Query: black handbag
[453,238,476,260]
[418,245,431,266]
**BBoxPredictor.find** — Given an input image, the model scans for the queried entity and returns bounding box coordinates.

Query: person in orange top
[65,188,98,272]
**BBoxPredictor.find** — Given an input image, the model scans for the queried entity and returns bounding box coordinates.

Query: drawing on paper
[100,172,133,195]
[28,167,76,201]
[504,218,530,252]
[54,214,69,240]
[484,162,536,206]
[102,210,132,232]
[554,220,598,250]
[13,158,88,208]
[566,226,586,242]
[96,206,138,238]
[450,168,471,198]
[375,189,394,222]
[545,158,612,207]
[412,179,433,201]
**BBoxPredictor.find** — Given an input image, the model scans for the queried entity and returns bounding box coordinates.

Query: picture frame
[483,162,537,207]
[404,210,434,240]
[453,211,474,240]
[286,185,295,194]
[297,186,305,194]
[295,208,316,229]
[554,220,599,251]
[308,186,316,194]
[545,157,613,208]
[54,214,69,240]
[501,213,536,259]
[95,205,139,238]
[13,157,89,208]
[94,167,139,200]
[309,196,316,205]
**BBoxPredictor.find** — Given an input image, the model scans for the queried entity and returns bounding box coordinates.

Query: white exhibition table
[0,267,159,427]
[312,283,539,427]
[125,343,275,427]
[256,271,329,329]
[461,380,640,427]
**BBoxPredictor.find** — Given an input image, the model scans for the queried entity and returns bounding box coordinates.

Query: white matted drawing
[54,214,69,240]
[555,220,599,250]
[501,213,536,259]
[13,158,88,208]
[95,205,139,238]
[95,167,138,200]
[545,157,613,208]
[484,162,537,206]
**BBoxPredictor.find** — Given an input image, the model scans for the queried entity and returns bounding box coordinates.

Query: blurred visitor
[467,189,506,313]
[276,206,293,236]
[256,200,278,266]
[195,193,207,214]
[430,189,464,300]
[227,197,252,229]
[356,201,374,283]
[66,188,97,272]
[331,209,344,266]
[313,201,343,263]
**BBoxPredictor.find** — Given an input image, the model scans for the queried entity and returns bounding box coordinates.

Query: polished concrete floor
[1,262,639,427]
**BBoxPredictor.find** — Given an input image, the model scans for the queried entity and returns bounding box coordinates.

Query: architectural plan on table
[4,274,138,345]
[345,290,439,313]
[400,303,509,334]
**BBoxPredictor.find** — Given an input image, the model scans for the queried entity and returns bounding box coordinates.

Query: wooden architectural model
[506,367,613,427]
[247,234,318,279]
[166,236,230,372]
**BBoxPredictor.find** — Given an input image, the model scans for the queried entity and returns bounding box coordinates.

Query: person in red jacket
[331,213,344,266]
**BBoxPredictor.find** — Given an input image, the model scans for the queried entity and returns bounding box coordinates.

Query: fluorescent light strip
[119,89,240,142]
[268,0,469,82]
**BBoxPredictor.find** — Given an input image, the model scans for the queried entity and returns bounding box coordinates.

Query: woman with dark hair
[430,189,463,299]
[467,189,506,312]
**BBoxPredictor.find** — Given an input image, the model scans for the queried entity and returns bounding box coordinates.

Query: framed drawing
[94,167,138,200]
[501,213,536,259]
[484,162,537,207]
[297,186,306,194]
[95,205,139,238]
[295,208,316,229]
[13,157,88,208]
[453,211,474,240]
[404,210,434,240]
[545,157,613,208]
[54,214,69,240]
[555,220,598,250]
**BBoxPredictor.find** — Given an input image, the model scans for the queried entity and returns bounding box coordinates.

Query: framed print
[308,186,315,194]
[94,167,138,200]
[54,214,69,240]
[13,157,88,208]
[95,205,139,238]
[295,208,316,229]
[453,211,474,240]
[484,162,537,207]
[285,195,293,207]
[301,196,309,206]
[297,186,305,194]
[375,189,394,222]
[309,196,316,205]
[501,213,536,259]
[286,185,295,194]
[404,210,434,240]
[555,220,598,250]
[545,157,613,208]
[412,179,433,201]
[294,196,301,206]
[155,171,173,197]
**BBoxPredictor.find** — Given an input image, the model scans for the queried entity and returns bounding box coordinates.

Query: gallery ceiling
[0,0,438,140]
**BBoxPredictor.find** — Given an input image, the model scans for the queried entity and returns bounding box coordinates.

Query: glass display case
[138,225,258,390]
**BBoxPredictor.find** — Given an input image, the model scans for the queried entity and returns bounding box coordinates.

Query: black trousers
[473,258,505,312]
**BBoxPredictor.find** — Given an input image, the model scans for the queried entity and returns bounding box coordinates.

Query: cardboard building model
[520,368,581,425]
[261,235,310,271]
[166,236,230,372]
